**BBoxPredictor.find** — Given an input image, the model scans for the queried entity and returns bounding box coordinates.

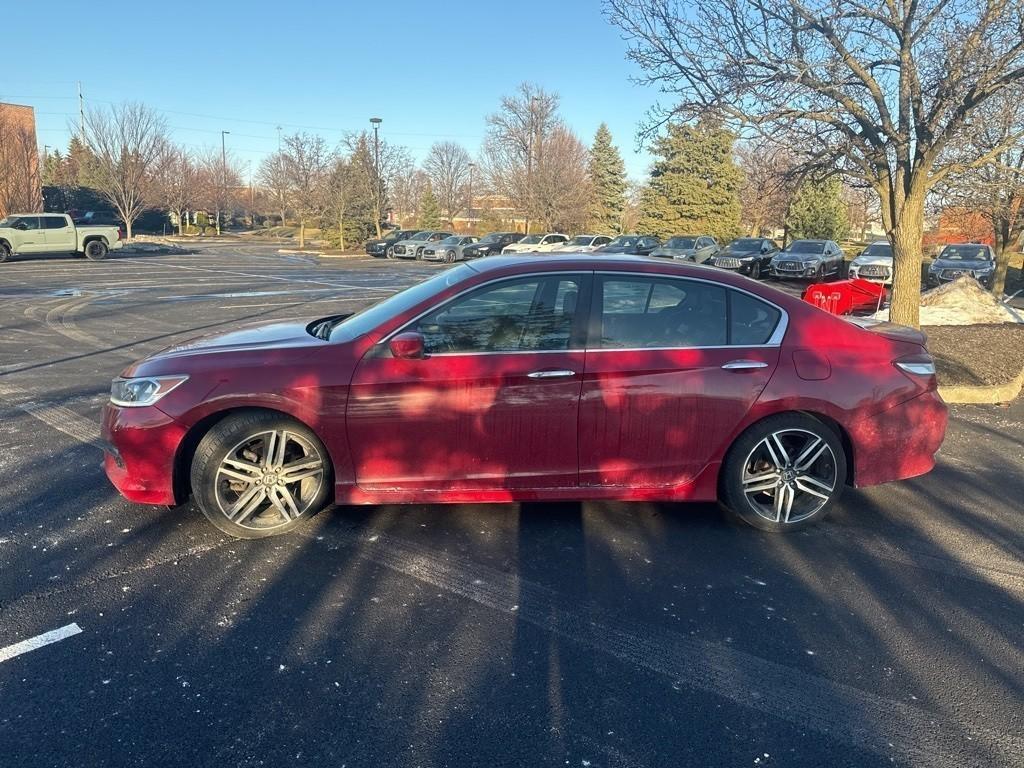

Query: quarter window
[730,291,782,345]
[409,275,583,354]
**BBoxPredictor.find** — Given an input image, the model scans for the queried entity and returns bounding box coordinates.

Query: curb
[277,249,323,256]
[939,369,1024,404]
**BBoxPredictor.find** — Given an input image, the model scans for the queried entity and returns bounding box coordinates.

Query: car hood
[718,248,759,258]
[651,247,693,256]
[596,245,635,253]
[931,258,991,269]
[129,319,326,373]
[852,254,893,266]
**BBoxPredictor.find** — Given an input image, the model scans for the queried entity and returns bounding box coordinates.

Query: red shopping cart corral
[802,278,887,315]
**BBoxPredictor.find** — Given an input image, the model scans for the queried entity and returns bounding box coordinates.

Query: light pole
[219,130,230,236]
[370,117,383,236]
[467,162,476,233]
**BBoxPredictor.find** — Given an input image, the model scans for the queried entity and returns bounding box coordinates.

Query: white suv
[501,233,569,254]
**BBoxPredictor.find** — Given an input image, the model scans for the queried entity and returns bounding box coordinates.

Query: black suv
[365,229,420,258]
[461,232,524,259]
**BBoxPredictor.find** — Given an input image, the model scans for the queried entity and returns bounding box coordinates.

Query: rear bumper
[101,404,188,505]
[847,389,948,487]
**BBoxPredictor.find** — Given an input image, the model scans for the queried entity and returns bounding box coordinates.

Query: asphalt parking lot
[1,244,1022,768]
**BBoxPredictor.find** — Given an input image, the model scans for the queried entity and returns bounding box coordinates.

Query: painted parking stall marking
[0,623,83,664]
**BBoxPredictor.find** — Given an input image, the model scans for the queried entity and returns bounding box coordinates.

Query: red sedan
[101,255,947,538]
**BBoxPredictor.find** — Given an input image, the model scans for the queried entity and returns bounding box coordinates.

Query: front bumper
[712,258,757,275]
[848,264,892,284]
[927,270,993,288]
[771,262,819,279]
[365,243,387,256]
[101,403,188,505]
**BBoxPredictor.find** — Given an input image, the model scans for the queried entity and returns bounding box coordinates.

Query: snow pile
[873,276,1021,325]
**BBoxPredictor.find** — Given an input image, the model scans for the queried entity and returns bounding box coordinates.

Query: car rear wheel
[191,411,331,539]
[720,414,846,532]
[84,240,108,260]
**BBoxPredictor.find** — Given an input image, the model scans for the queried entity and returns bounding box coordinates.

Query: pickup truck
[0,213,124,263]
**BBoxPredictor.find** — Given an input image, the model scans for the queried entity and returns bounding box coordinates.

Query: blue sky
[4,0,660,181]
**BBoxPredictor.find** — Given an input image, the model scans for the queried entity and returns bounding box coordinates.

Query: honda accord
[102,256,947,539]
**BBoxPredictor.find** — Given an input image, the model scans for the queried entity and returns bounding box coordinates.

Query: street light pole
[525,95,538,235]
[370,117,383,237]
[220,130,230,236]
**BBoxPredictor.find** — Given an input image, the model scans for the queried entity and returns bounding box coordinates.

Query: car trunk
[842,316,927,347]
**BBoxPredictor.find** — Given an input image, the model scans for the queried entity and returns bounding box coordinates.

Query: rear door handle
[721,360,768,370]
[527,369,577,379]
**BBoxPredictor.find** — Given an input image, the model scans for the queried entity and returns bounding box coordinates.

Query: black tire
[190,411,332,539]
[750,261,761,279]
[386,246,395,259]
[0,242,10,263]
[84,240,108,260]
[719,413,846,533]
[445,249,457,263]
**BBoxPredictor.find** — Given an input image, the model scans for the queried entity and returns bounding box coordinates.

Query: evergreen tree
[587,123,627,234]
[785,178,849,241]
[418,185,442,229]
[638,121,742,242]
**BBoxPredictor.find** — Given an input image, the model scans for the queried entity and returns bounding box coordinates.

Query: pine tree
[418,185,442,229]
[587,123,627,234]
[785,178,849,241]
[638,121,742,242]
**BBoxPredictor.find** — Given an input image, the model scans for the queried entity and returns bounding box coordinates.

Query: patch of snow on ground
[872,276,1022,325]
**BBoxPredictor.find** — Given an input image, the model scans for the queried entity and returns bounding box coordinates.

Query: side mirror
[389,331,425,359]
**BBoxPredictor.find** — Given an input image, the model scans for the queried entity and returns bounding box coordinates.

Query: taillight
[894,353,936,376]
[118,228,125,241]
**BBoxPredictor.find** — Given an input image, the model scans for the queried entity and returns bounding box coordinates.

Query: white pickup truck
[0,213,124,263]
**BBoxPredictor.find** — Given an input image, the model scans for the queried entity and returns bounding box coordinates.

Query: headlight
[110,375,188,407]
[973,265,993,273]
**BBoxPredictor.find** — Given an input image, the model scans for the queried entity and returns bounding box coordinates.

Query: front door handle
[721,360,768,370]
[527,369,577,379]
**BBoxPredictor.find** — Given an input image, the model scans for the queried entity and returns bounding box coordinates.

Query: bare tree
[280,132,334,248]
[482,83,560,232]
[483,83,588,232]
[606,0,1024,326]
[152,146,200,235]
[736,138,796,236]
[194,147,243,235]
[81,102,167,239]
[529,126,592,232]
[423,141,472,226]
[257,151,290,226]
[936,94,1024,296]
[390,167,429,226]
[0,106,43,216]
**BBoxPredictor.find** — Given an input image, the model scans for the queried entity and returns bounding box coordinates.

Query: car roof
[463,254,768,282]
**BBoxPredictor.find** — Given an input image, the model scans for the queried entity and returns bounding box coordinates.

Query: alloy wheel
[214,429,325,531]
[740,428,837,524]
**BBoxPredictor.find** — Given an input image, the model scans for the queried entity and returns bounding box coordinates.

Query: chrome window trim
[378,269,789,356]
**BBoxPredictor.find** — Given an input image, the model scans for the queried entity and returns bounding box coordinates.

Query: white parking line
[0,623,83,664]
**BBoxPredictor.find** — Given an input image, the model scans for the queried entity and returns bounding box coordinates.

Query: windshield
[608,236,639,247]
[410,231,432,241]
[439,236,462,245]
[517,235,542,244]
[569,236,595,245]
[383,230,404,240]
[329,264,474,342]
[787,241,825,254]
[862,242,893,258]
[666,237,696,248]
[727,239,761,250]
[939,245,990,261]
[0,217,12,227]
[479,233,503,244]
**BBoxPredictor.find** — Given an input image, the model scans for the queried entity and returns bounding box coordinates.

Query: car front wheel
[720,414,846,532]
[0,242,11,263]
[191,411,331,539]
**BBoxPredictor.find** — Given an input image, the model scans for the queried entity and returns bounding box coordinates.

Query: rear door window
[43,216,69,229]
